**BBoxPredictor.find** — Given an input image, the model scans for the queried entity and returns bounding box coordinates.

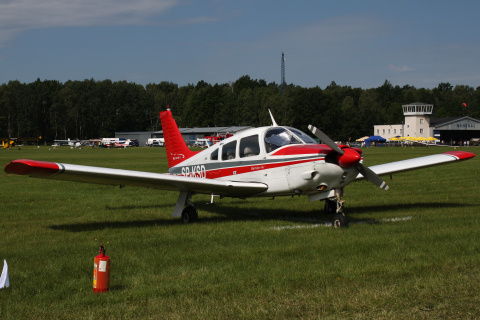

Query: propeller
[354,163,389,190]
[308,125,344,154]
[308,125,389,190]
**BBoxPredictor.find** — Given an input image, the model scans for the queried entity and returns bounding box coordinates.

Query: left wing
[4,159,268,197]
[356,151,475,179]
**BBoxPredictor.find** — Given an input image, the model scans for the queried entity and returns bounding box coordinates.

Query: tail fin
[159,107,199,168]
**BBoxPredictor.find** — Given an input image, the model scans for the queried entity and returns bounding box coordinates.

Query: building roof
[403,102,433,106]
[154,126,252,135]
[430,116,480,127]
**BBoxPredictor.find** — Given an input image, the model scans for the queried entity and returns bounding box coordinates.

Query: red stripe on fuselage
[4,159,60,176]
[177,144,364,179]
[205,156,325,179]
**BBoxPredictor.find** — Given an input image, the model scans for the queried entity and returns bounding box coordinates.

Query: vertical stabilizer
[0,260,9,289]
[159,107,199,168]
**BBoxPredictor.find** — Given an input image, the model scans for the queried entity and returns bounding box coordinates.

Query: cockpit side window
[210,148,218,160]
[240,135,260,158]
[264,127,301,153]
[221,140,237,160]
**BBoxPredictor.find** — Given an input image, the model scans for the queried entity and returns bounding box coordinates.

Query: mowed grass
[0,146,479,319]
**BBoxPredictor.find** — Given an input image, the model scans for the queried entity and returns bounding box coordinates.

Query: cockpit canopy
[208,126,317,161]
[264,127,316,153]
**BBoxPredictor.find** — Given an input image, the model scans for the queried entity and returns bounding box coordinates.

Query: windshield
[288,127,317,144]
[264,127,302,153]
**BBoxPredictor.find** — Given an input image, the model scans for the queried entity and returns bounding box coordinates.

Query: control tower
[402,102,433,138]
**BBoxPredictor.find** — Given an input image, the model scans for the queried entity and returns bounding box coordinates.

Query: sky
[1,0,479,89]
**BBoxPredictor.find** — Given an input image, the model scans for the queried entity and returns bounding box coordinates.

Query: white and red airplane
[4,107,476,227]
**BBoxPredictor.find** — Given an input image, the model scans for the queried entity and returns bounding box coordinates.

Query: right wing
[4,159,268,197]
[356,151,475,179]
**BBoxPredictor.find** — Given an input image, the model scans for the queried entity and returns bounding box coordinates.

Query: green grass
[0,146,479,319]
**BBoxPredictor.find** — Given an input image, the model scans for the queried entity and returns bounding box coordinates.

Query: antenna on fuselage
[268,109,278,126]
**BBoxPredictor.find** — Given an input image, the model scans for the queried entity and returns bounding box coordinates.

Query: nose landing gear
[324,190,348,228]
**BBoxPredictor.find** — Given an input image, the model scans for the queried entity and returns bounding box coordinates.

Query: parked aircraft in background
[146,138,165,147]
[98,138,138,148]
[114,139,139,148]
[204,133,233,145]
[53,139,101,148]
[193,138,212,148]
[4,108,475,227]
[1,138,16,149]
[1,136,41,149]
[52,138,80,147]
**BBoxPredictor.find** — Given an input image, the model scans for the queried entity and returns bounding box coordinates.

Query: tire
[181,205,199,223]
[333,213,348,228]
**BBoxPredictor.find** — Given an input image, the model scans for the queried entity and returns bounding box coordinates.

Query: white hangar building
[116,126,251,146]
[374,102,480,142]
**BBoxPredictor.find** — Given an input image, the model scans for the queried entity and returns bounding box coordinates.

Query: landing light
[317,184,328,191]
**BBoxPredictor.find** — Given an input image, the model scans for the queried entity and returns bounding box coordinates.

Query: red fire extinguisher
[93,245,110,293]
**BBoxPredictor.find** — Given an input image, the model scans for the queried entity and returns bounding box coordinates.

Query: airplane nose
[337,148,361,168]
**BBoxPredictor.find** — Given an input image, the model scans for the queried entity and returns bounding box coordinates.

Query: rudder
[159,107,199,168]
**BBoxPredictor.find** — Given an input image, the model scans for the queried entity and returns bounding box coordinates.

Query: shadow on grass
[48,201,478,232]
[105,204,172,211]
[347,202,479,215]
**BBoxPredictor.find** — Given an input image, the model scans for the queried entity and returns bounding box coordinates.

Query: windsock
[0,260,9,289]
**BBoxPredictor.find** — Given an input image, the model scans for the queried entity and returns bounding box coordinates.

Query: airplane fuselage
[168,126,361,197]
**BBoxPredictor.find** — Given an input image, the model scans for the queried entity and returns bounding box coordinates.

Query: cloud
[169,15,220,26]
[388,64,415,72]
[282,14,389,46]
[0,0,181,46]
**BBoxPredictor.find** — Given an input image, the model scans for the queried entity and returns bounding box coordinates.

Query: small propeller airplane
[4,107,476,227]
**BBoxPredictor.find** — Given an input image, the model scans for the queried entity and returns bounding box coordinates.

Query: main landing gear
[324,192,348,228]
[181,203,198,223]
[174,192,199,223]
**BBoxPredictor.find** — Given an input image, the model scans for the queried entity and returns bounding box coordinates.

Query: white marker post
[0,260,10,289]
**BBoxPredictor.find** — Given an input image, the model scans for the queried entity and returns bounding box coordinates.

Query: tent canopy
[364,135,386,143]
[356,136,370,142]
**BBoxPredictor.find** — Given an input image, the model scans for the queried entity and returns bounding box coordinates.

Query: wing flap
[356,151,475,179]
[4,159,268,197]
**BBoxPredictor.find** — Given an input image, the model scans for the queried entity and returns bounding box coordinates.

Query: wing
[4,159,268,197]
[356,151,475,179]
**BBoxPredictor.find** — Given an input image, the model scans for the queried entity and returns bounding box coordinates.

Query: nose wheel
[324,191,348,228]
[333,212,348,228]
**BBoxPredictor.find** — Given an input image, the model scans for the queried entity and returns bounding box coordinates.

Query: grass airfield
[0,145,479,319]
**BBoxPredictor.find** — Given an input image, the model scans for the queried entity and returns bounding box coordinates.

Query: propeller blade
[308,125,388,190]
[308,125,344,155]
[355,163,389,190]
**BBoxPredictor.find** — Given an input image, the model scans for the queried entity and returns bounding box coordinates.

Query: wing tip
[4,159,60,176]
[443,151,476,161]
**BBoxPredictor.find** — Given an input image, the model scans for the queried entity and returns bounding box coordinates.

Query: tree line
[1,76,479,143]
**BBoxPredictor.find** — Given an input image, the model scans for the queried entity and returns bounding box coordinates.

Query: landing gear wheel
[181,204,198,223]
[333,213,348,228]
[324,199,337,215]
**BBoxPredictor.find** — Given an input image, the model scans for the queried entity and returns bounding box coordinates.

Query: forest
[1,76,479,143]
